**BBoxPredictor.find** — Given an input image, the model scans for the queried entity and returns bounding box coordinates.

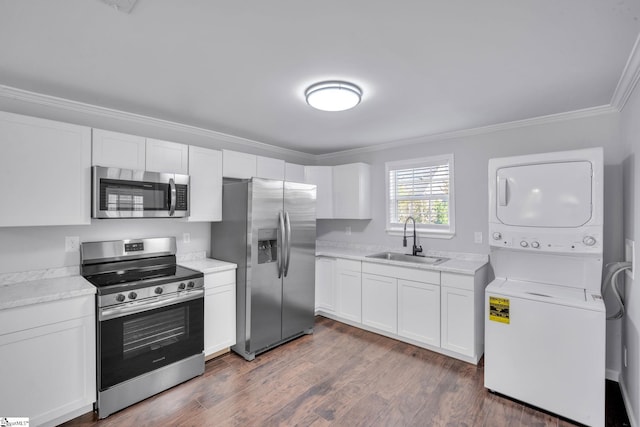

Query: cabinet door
[315,257,336,313]
[441,286,474,356]
[92,128,146,170]
[0,112,91,226]
[398,279,440,347]
[362,273,397,333]
[146,138,189,174]
[205,282,236,357]
[304,166,333,218]
[285,163,306,183]
[332,163,371,219]
[188,146,222,222]
[337,270,362,323]
[223,150,257,179]
[256,155,285,180]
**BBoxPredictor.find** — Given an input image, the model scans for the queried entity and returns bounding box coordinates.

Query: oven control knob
[531,241,540,249]
[178,282,186,290]
[188,281,195,288]
[128,291,137,300]
[155,287,163,295]
[492,232,502,240]
[116,294,126,302]
[583,236,597,246]
[520,240,529,248]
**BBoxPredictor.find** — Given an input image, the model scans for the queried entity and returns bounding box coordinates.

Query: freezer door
[247,178,285,353]
[282,181,316,339]
[496,161,593,227]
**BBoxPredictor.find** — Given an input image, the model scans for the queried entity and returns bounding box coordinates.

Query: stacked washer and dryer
[484,147,606,427]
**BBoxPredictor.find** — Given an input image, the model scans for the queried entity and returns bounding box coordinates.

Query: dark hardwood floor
[62,316,630,426]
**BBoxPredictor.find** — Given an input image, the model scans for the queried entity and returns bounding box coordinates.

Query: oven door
[98,291,204,390]
[93,166,189,218]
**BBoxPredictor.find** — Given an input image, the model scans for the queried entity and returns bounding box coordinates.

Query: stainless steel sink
[365,252,448,265]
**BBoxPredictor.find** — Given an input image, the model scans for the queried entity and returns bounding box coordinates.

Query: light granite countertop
[0,275,96,311]
[179,258,237,274]
[316,242,488,275]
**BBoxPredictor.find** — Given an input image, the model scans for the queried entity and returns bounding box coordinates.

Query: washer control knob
[531,241,540,249]
[583,236,597,246]
[492,232,502,240]
[520,240,529,248]
[178,282,186,290]
[155,287,163,295]
[128,292,137,300]
[116,294,126,302]
[188,281,195,288]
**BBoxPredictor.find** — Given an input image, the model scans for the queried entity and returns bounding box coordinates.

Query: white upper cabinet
[188,146,222,222]
[333,163,371,219]
[222,149,257,179]
[92,129,146,170]
[285,163,306,183]
[145,138,189,174]
[256,155,285,180]
[0,111,91,226]
[304,166,334,219]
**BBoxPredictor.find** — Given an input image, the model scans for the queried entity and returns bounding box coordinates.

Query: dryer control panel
[489,225,603,255]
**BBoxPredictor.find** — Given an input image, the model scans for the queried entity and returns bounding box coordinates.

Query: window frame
[385,154,456,239]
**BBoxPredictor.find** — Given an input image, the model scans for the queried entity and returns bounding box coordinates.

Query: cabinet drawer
[441,272,474,291]
[336,258,361,272]
[362,262,439,285]
[204,270,236,288]
[0,296,94,336]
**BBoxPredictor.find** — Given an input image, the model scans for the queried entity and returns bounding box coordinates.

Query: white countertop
[0,275,96,311]
[179,258,237,274]
[316,245,488,275]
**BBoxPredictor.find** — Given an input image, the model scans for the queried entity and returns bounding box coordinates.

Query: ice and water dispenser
[257,228,278,264]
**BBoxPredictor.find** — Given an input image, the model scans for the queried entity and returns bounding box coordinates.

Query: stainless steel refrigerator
[210,178,316,361]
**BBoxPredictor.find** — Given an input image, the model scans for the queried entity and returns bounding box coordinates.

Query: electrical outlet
[345,226,352,236]
[625,238,634,279]
[474,232,483,244]
[65,236,80,252]
[183,232,191,244]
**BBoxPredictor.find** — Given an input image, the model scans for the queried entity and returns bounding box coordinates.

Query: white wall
[317,111,626,377]
[620,81,640,427]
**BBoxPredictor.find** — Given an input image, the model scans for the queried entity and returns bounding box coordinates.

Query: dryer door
[496,161,592,227]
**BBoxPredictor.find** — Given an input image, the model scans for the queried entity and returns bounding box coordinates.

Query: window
[386,154,455,237]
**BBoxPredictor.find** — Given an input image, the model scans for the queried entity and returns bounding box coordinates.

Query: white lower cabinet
[336,259,362,323]
[204,269,236,358]
[315,257,336,313]
[318,257,488,364]
[362,273,397,334]
[0,296,96,427]
[398,279,440,347]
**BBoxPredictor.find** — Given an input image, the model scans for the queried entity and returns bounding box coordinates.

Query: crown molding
[316,104,618,160]
[0,85,315,162]
[611,33,640,111]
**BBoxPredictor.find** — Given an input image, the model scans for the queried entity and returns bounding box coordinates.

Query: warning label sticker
[489,296,510,324]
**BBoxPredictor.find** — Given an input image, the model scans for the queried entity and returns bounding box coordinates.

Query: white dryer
[484,148,605,427]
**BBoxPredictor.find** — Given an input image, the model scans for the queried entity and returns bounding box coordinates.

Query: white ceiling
[1,1,639,155]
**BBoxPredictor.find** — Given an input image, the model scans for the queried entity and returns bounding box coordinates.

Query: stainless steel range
[81,237,204,419]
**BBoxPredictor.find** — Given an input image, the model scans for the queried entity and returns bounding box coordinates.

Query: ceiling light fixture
[305,81,362,112]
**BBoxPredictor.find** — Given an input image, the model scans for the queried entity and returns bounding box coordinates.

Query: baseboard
[606,368,620,382]
[619,375,638,427]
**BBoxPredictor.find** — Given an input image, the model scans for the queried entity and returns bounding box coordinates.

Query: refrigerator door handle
[284,211,292,277]
[277,210,285,278]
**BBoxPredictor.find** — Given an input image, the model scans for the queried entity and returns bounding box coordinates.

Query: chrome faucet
[403,217,423,256]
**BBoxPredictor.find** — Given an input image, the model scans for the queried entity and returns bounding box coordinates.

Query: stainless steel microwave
[92,166,190,218]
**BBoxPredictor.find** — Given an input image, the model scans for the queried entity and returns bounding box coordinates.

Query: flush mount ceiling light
[305,81,362,112]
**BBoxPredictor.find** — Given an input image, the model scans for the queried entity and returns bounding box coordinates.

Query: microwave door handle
[284,211,291,277]
[498,176,508,206]
[169,177,177,216]
[277,211,285,279]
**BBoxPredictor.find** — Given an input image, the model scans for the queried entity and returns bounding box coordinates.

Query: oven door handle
[99,289,203,321]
